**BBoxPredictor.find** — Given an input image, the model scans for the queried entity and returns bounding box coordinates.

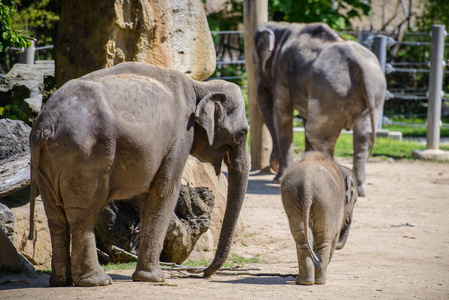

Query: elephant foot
[295,277,314,285]
[132,268,165,282]
[314,273,326,284]
[49,273,73,287]
[73,268,112,287]
[357,184,366,197]
[273,174,282,184]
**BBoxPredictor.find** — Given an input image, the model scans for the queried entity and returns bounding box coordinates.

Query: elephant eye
[234,129,247,144]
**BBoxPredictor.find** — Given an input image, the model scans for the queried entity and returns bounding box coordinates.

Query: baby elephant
[280,151,358,285]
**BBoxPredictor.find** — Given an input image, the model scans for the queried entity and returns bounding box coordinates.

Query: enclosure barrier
[426,25,445,150]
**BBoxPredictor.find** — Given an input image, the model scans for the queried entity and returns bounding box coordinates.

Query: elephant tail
[360,64,377,160]
[28,116,53,240]
[302,193,322,268]
[28,140,39,240]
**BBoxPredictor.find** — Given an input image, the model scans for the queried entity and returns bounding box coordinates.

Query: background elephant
[280,151,358,285]
[28,62,250,287]
[254,22,386,196]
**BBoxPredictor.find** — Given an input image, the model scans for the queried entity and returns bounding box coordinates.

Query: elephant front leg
[70,227,112,286]
[132,175,182,282]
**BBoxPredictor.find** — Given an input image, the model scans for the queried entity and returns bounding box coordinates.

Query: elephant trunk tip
[202,263,220,278]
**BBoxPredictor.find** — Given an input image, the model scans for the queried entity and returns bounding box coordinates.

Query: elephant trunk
[203,144,249,277]
[336,212,353,250]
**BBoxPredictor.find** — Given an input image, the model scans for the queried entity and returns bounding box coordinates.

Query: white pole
[426,25,445,150]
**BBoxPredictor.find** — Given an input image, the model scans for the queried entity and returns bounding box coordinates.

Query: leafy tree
[0,0,30,51]
[269,0,371,30]
[12,0,60,47]
[415,0,449,31]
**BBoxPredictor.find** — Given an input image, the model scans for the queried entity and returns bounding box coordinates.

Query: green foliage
[0,104,28,122]
[415,0,449,31]
[269,0,371,30]
[0,0,31,51]
[12,0,59,47]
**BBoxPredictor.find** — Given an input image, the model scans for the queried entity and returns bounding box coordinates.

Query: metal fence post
[426,25,445,150]
[373,35,387,129]
[18,39,35,64]
[360,30,372,50]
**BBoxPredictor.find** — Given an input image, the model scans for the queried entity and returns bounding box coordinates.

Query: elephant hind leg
[314,241,333,284]
[38,177,72,286]
[61,171,112,287]
[295,244,316,285]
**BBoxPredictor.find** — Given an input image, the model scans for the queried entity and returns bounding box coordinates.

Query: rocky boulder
[55,0,215,86]
[0,119,31,197]
[0,227,36,278]
[0,61,55,123]
[95,185,215,264]
[0,203,14,241]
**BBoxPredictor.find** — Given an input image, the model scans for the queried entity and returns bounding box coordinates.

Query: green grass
[384,116,449,138]
[102,261,137,271]
[182,253,265,268]
[292,132,449,160]
[383,124,449,138]
[95,253,265,272]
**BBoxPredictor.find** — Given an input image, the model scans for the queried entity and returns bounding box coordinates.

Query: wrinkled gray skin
[280,151,357,285]
[28,62,250,287]
[254,22,386,196]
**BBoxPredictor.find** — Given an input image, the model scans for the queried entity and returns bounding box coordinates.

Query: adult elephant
[28,62,250,287]
[254,22,386,196]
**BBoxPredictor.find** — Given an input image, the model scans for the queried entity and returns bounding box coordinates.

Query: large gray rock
[95,185,215,264]
[0,119,31,198]
[0,61,54,107]
[181,156,244,247]
[0,119,31,162]
[8,196,52,269]
[161,186,215,263]
[0,227,36,278]
[0,203,14,241]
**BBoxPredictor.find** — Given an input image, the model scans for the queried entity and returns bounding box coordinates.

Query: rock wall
[55,0,216,86]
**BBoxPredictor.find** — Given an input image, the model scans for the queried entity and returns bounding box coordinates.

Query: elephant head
[190,80,250,276]
[337,166,358,250]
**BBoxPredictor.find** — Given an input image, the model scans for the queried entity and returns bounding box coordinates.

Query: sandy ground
[1,158,448,299]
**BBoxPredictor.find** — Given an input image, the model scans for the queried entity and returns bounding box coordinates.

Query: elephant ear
[195,92,226,146]
[256,28,275,73]
[345,176,351,203]
[340,166,356,203]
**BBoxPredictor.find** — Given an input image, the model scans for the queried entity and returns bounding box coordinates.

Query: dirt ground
[1,158,448,299]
